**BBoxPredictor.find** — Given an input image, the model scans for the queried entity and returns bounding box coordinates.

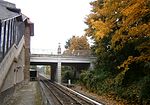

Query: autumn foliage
[79,0,150,104]
[65,35,90,51]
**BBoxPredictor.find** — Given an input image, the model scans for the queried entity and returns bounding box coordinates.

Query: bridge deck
[30,54,96,63]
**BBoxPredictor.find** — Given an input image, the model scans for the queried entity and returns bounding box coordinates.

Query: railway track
[39,80,95,105]
[41,79,98,105]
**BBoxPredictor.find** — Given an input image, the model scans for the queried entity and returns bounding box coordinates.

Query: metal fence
[0,18,25,62]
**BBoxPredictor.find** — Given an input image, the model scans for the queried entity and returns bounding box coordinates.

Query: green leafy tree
[62,66,75,83]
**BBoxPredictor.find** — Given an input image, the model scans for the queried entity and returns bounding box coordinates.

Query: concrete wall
[0,45,25,104]
[1,48,25,91]
[0,36,24,91]
[1,47,25,92]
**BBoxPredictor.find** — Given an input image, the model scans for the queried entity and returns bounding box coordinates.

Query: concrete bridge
[30,54,96,83]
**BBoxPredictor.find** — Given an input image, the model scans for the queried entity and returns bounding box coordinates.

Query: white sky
[6,0,93,54]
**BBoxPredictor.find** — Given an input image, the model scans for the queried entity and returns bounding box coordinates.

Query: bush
[79,68,113,94]
[139,76,150,104]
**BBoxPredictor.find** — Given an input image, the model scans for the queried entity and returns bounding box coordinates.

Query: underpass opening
[30,63,57,82]
[30,70,37,81]
[30,65,37,81]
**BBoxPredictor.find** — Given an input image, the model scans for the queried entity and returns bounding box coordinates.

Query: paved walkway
[4,81,43,105]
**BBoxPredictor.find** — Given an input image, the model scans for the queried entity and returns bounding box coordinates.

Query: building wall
[24,24,31,83]
[0,1,33,103]
[0,23,32,104]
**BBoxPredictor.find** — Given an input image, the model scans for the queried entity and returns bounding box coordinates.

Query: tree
[62,66,75,83]
[45,66,51,75]
[82,0,150,103]
[65,35,90,51]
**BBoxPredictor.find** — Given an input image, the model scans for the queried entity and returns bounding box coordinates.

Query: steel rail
[39,74,103,105]
[51,81,95,105]
[45,80,82,105]
[40,80,64,105]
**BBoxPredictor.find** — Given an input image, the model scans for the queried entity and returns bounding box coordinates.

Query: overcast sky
[6,0,93,54]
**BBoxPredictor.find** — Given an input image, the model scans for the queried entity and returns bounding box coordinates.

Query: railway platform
[3,82,43,105]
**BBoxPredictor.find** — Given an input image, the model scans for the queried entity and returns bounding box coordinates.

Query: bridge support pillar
[89,62,94,70]
[57,59,61,84]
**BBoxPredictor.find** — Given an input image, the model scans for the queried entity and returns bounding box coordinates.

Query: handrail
[0,19,24,62]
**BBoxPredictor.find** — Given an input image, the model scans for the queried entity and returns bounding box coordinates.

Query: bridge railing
[30,54,95,58]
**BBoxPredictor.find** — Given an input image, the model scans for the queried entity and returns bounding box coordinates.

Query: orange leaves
[118,56,134,70]
[86,0,150,69]
[68,35,90,51]
[116,55,150,85]
[91,20,110,40]
[122,0,147,16]
[121,0,149,27]
[122,1,139,16]
[118,55,150,71]
[129,24,150,37]
[112,22,150,50]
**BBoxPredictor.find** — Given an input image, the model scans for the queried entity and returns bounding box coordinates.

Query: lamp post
[57,43,61,55]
